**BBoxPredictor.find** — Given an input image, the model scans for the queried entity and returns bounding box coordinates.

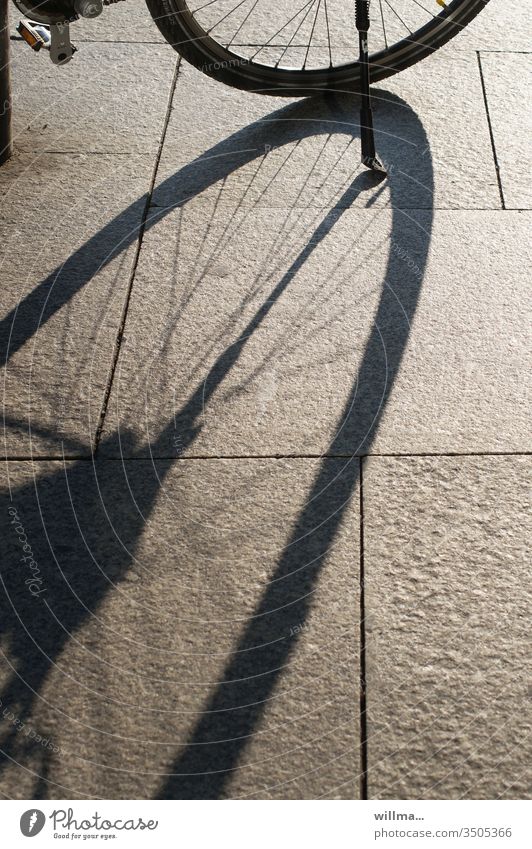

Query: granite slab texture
[0,0,529,802]
[364,456,531,800]
[153,54,499,211]
[98,208,531,458]
[0,151,155,457]
[480,52,532,210]
[10,41,176,153]
[0,457,360,799]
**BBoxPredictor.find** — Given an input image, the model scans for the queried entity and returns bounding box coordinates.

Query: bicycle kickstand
[356,0,386,173]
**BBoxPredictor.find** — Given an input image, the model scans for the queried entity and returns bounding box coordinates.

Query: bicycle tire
[145,0,489,96]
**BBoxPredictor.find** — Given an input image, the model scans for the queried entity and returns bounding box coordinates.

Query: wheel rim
[165,0,477,81]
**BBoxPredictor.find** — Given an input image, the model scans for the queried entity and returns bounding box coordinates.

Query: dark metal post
[1,0,13,164]
[356,0,385,173]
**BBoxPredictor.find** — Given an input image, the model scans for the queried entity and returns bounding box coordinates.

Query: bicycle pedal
[17,19,78,64]
[17,19,50,51]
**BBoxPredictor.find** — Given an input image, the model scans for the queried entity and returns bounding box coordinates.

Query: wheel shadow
[0,90,434,798]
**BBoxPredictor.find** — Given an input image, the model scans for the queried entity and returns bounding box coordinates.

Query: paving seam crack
[92,57,182,455]
[359,455,368,800]
[476,51,506,210]
[3,451,530,463]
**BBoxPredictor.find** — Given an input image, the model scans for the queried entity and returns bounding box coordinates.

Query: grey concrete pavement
[0,457,359,799]
[0,152,156,456]
[154,55,500,210]
[453,0,530,52]
[98,205,530,458]
[74,0,165,43]
[364,455,531,800]
[480,52,532,209]
[0,0,530,801]
[10,41,176,153]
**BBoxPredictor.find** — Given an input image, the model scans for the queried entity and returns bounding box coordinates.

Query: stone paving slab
[0,151,155,457]
[10,41,176,153]
[0,456,359,799]
[74,0,165,42]
[99,207,530,458]
[1,0,529,807]
[480,52,532,210]
[153,54,499,211]
[363,455,531,800]
[453,1,531,52]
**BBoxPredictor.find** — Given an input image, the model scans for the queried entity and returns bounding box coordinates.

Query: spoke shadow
[156,107,434,800]
[1,89,430,369]
[0,90,433,798]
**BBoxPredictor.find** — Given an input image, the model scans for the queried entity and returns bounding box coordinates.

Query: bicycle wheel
[145,0,488,95]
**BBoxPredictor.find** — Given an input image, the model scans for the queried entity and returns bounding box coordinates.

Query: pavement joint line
[475,49,532,54]
[92,57,182,456]
[74,39,165,45]
[146,204,529,212]
[476,51,506,210]
[359,455,368,801]
[9,36,163,45]
[2,456,94,462]
[2,451,530,463]
[41,150,155,156]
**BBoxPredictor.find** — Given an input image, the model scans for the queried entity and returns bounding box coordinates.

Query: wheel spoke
[248,0,315,62]
[205,0,255,36]
[227,0,262,48]
[183,0,458,70]
[378,0,389,50]
[323,0,333,67]
[273,1,321,68]
[303,0,323,69]
[382,0,413,36]
[407,0,438,18]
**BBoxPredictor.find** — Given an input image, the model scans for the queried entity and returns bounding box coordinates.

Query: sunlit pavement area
[0,1,530,799]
